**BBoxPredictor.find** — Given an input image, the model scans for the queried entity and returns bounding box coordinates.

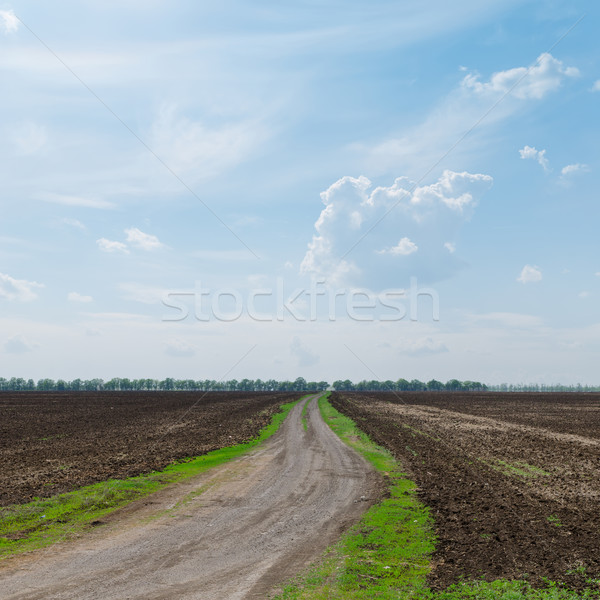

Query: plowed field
[0,391,300,506]
[330,392,600,592]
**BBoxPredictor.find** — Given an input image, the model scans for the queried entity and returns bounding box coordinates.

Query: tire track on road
[0,394,380,600]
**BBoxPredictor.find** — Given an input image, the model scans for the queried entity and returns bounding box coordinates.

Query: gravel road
[0,394,379,599]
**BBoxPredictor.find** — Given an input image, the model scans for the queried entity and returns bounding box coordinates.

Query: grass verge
[273,393,434,599]
[301,397,311,431]
[0,396,303,559]
[271,395,600,600]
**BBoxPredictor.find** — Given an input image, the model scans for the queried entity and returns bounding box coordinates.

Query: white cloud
[0,9,18,34]
[67,292,93,303]
[61,218,86,230]
[35,192,115,209]
[444,242,456,253]
[519,145,549,171]
[124,227,164,251]
[578,291,590,299]
[301,170,492,287]
[462,53,579,100]
[397,337,448,356]
[362,54,577,177]
[290,336,319,367]
[592,80,600,92]
[561,163,589,176]
[377,237,418,256]
[517,264,542,284]
[164,338,196,357]
[4,334,38,354]
[149,104,269,181]
[97,238,129,253]
[12,121,47,155]
[0,272,43,301]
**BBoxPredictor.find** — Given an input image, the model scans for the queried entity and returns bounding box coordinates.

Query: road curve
[0,394,380,599]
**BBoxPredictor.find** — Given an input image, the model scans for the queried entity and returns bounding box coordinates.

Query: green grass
[273,394,434,599]
[0,397,303,558]
[301,396,310,431]
[547,515,563,528]
[271,396,599,600]
[484,459,551,479]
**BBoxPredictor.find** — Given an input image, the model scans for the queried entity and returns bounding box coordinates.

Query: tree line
[0,377,329,392]
[0,377,597,393]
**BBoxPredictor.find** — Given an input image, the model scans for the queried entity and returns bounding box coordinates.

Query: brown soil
[0,396,379,600]
[0,391,300,506]
[330,392,600,592]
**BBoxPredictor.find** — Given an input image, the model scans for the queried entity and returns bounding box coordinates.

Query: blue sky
[1,0,598,384]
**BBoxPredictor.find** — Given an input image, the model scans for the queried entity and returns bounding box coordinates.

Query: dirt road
[0,394,379,599]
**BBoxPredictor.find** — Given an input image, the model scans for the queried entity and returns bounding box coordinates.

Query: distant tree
[410,379,425,391]
[445,379,464,392]
[427,379,444,391]
[396,378,410,391]
[37,378,56,391]
[293,377,307,391]
[161,378,175,391]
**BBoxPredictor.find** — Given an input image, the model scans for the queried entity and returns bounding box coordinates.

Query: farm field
[0,391,300,507]
[0,395,381,599]
[330,392,600,593]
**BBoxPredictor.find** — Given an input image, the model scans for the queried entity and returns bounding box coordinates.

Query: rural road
[0,394,379,599]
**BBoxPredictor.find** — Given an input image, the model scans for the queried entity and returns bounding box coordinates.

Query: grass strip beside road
[301,398,310,431]
[273,393,434,599]
[0,396,304,559]
[272,395,600,600]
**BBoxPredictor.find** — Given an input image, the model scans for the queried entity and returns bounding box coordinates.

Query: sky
[1,0,598,384]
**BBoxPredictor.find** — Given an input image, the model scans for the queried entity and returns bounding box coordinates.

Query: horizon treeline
[0,377,598,393]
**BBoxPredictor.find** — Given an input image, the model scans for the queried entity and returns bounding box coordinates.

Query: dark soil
[0,391,301,506]
[330,392,600,592]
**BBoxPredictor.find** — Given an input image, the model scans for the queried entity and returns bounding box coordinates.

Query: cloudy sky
[1,1,598,384]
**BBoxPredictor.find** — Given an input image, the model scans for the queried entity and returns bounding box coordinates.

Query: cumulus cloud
[97,238,129,253]
[67,292,93,303]
[363,54,578,176]
[377,237,418,256]
[592,80,600,92]
[301,170,492,288]
[462,53,579,100]
[290,336,319,367]
[397,337,448,356]
[124,227,164,250]
[517,265,542,284]
[561,163,589,176]
[96,228,163,254]
[0,9,18,33]
[519,145,550,171]
[0,272,43,301]
[4,334,38,354]
[164,338,196,357]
